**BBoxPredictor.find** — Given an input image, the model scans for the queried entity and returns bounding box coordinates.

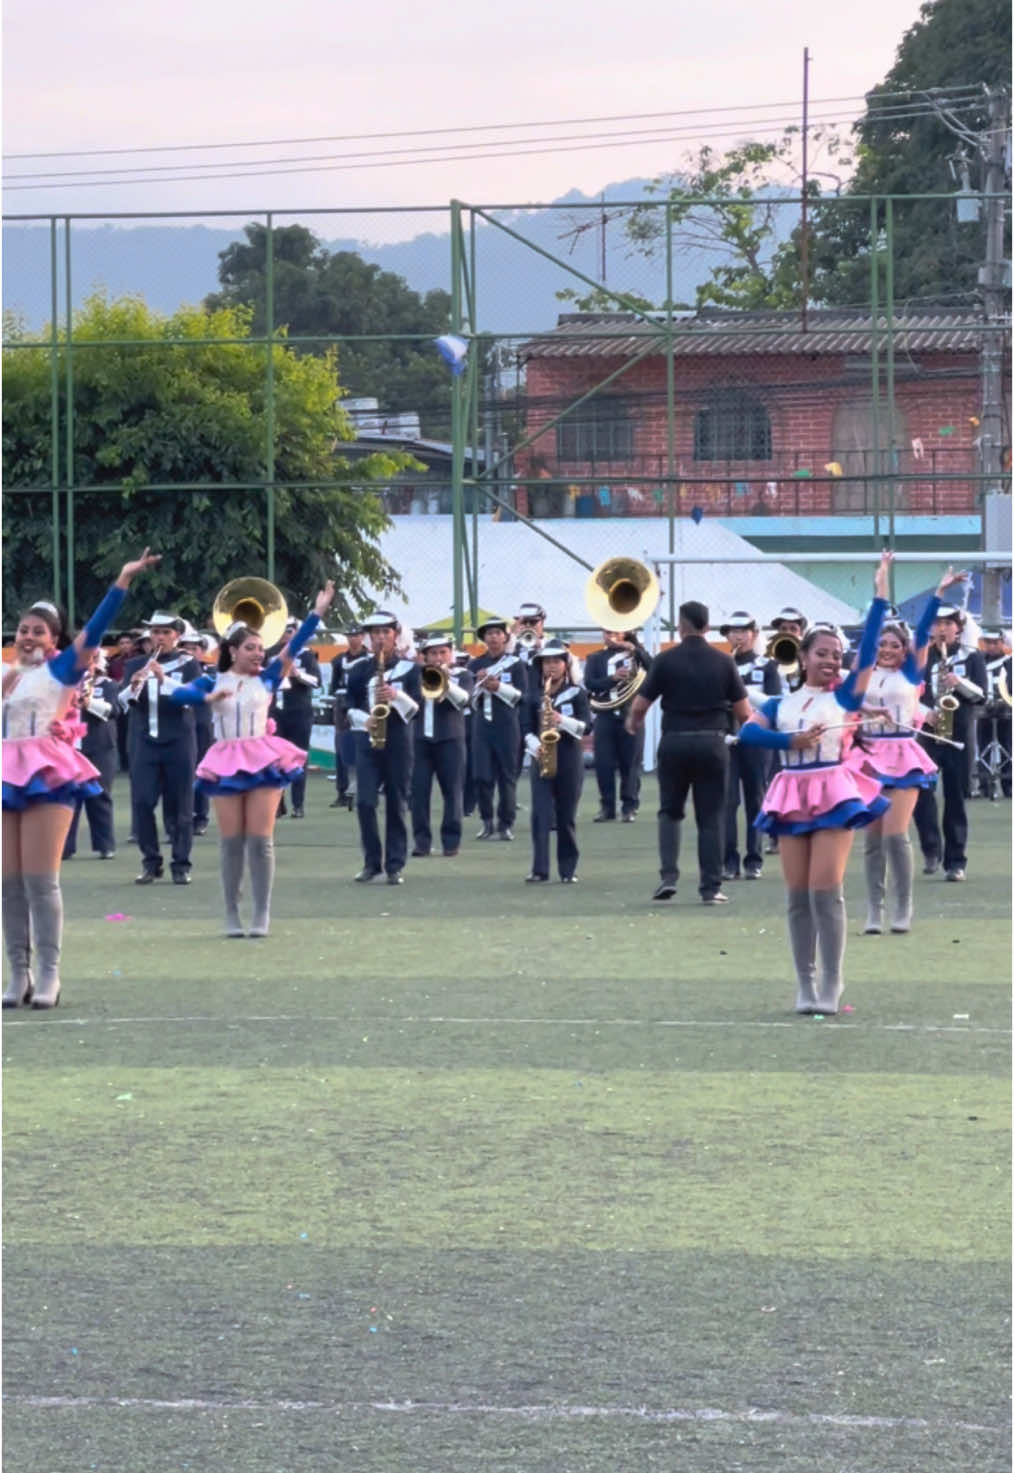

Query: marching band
[2,552,1010,1016]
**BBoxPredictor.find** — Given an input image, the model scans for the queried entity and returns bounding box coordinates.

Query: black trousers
[355,736,412,875]
[192,722,213,826]
[412,739,465,853]
[656,730,728,897]
[277,711,313,809]
[473,723,518,831]
[530,751,583,879]
[724,745,767,873]
[593,716,643,816]
[914,741,970,870]
[64,747,116,857]
[133,737,197,875]
[462,720,477,815]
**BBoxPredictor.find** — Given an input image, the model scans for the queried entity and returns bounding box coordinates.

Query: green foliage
[810,0,1011,304]
[2,293,413,626]
[206,223,454,435]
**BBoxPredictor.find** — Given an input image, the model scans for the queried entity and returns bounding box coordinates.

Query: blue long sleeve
[262,611,320,689]
[81,584,127,650]
[167,673,216,705]
[838,597,888,710]
[914,594,941,653]
[737,720,791,751]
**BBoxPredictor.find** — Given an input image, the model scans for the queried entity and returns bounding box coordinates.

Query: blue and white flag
[434,334,469,375]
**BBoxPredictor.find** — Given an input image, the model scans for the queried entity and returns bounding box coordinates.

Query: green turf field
[3,774,1011,1472]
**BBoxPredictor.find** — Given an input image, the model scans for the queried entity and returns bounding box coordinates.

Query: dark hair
[217,623,260,673]
[678,600,709,632]
[880,619,912,648]
[22,600,72,650]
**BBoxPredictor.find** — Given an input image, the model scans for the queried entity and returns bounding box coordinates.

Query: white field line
[3,1394,1007,1434]
[2,1013,1010,1035]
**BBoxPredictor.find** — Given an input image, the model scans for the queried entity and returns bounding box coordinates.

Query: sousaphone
[584,556,661,711]
[212,577,289,649]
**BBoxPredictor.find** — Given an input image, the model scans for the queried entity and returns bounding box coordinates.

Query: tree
[2,294,415,627]
[557,133,849,313]
[809,0,1011,305]
[206,224,454,436]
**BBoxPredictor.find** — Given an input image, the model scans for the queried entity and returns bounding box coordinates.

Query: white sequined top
[773,685,856,768]
[863,665,921,736]
[200,672,274,742]
[1,663,75,740]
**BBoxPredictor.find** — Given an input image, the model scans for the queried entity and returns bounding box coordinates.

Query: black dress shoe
[441,848,460,857]
[354,867,382,883]
[172,871,192,886]
[411,847,431,858]
[193,822,209,836]
[387,872,404,885]
[135,870,162,885]
[329,798,344,808]
[652,879,677,902]
[923,857,940,875]
[525,873,549,883]
[593,810,616,823]
[475,824,495,840]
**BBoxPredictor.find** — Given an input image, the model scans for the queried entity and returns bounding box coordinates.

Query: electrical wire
[1,101,989,192]
[2,86,988,163]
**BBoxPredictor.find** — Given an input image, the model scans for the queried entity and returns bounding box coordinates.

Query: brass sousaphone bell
[212,577,290,650]
[584,556,661,712]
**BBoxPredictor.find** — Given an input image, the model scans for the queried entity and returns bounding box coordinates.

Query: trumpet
[515,628,540,652]
[765,631,801,669]
[421,665,450,701]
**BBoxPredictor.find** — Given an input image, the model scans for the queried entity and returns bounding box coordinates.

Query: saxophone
[369,648,390,750]
[537,677,560,778]
[935,644,959,743]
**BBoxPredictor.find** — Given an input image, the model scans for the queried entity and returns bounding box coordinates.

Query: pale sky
[3,0,928,232]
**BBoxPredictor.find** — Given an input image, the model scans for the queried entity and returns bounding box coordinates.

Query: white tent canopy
[360,515,861,633]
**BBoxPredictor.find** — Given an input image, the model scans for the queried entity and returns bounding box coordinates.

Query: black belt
[665,728,727,738]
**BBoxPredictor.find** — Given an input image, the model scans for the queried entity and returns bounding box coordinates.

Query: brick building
[517,308,1010,519]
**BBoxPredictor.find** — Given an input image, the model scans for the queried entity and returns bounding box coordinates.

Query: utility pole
[978,89,1011,626]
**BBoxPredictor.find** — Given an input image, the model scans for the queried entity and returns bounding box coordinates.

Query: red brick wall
[519,351,991,516]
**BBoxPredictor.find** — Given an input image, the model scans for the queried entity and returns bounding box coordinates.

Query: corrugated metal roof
[522,308,1005,359]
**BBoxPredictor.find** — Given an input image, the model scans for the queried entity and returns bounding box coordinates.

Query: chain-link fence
[3,195,1010,637]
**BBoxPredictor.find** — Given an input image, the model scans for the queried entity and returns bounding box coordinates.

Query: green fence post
[885,196,897,596]
[665,201,676,638]
[49,218,61,606]
[265,213,276,583]
[64,218,75,627]
[450,201,466,647]
[869,198,881,550]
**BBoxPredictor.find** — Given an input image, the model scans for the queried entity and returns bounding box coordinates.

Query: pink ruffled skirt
[2,735,102,811]
[195,734,307,795]
[855,734,938,790]
[756,761,889,836]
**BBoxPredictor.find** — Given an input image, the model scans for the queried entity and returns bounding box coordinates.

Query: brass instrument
[584,556,660,633]
[934,647,960,742]
[765,631,802,669]
[421,665,450,701]
[589,639,648,713]
[537,677,560,778]
[212,577,289,649]
[369,648,390,750]
[515,628,540,652]
[998,667,1012,708]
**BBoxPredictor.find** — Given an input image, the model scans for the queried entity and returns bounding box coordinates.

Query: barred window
[694,393,772,461]
[557,397,635,462]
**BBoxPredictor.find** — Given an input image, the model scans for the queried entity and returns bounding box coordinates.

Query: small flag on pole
[435,334,469,375]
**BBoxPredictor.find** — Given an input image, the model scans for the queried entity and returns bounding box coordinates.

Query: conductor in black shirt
[628,600,751,905]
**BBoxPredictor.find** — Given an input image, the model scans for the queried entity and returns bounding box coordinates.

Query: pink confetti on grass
[104,913,131,922]
[842,1004,855,1013]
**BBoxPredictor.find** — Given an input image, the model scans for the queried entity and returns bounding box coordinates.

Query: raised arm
[50,548,161,685]
[910,566,966,677]
[838,551,892,710]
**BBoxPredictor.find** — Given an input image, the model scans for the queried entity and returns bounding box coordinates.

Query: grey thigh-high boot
[246,835,275,938]
[863,831,886,934]
[220,835,246,937]
[23,873,63,1009]
[2,877,34,1007]
[812,886,847,1014]
[884,832,914,934]
[787,888,817,1013]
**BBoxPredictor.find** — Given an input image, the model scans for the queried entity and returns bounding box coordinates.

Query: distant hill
[3,178,761,335]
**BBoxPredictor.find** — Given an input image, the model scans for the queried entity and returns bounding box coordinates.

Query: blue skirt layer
[2,775,102,812]
[872,769,938,791]
[754,792,890,838]
[195,762,304,797]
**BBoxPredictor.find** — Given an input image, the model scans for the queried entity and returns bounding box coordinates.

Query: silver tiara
[30,600,59,617]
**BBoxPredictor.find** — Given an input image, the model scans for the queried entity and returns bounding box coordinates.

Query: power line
[1,102,987,193]
[2,86,988,163]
